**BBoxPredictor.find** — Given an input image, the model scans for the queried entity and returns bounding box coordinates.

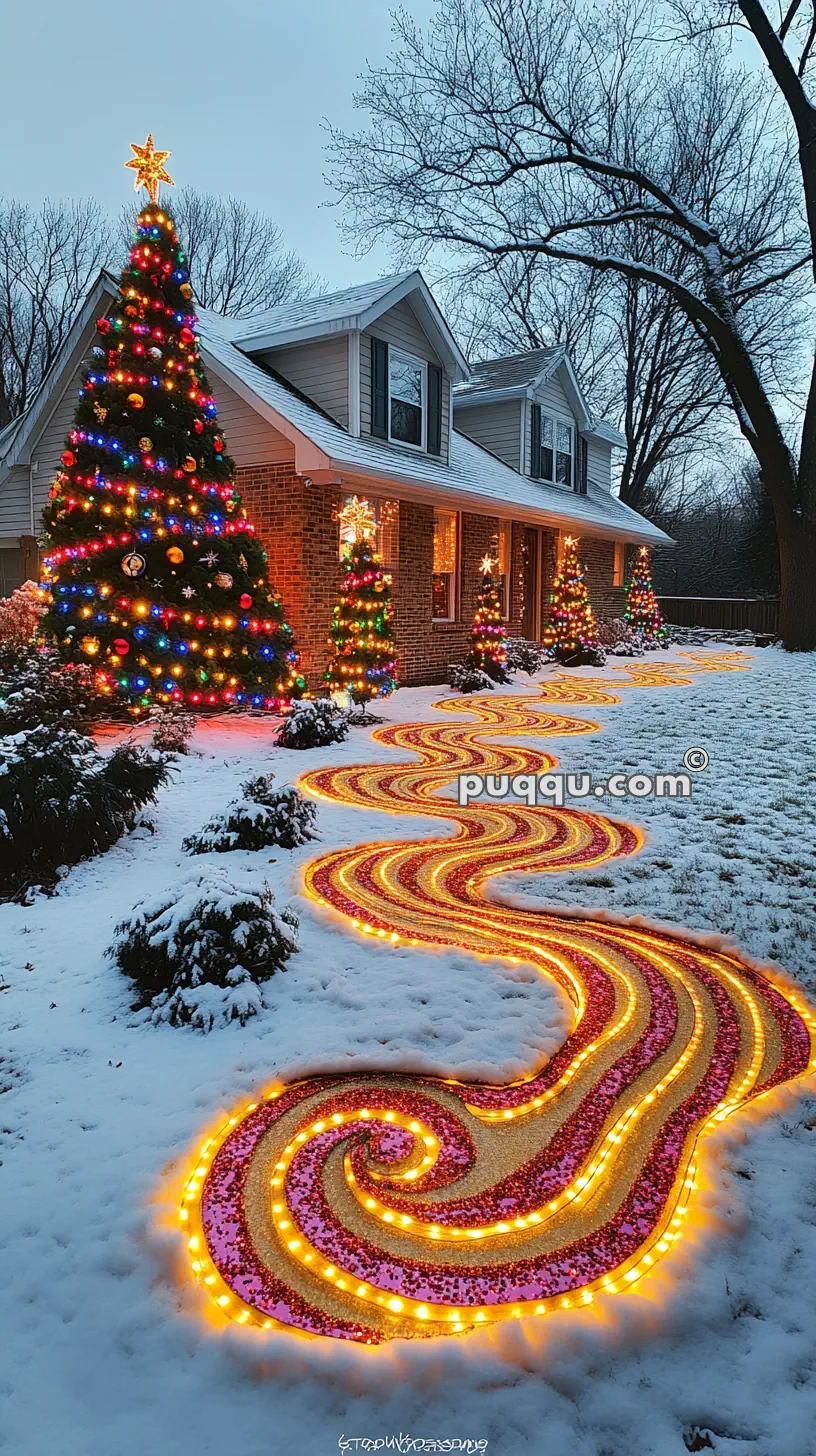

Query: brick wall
[579,536,627,620]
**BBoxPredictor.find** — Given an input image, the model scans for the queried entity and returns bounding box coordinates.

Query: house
[0,269,671,686]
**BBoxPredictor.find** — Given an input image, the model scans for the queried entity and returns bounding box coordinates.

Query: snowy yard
[2,645,815,1456]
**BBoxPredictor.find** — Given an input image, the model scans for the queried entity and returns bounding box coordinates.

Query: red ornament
[61,450,76,468]
[240,593,253,609]
[96,317,111,335]
[193,419,204,434]
[180,326,195,345]
[213,437,224,452]
[112,638,130,656]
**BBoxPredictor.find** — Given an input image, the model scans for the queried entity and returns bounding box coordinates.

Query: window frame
[613,541,625,587]
[432,507,459,623]
[538,409,575,489]
[496,521,511,620]
[388,347,427,452]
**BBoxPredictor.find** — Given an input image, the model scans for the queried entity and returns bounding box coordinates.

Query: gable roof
[454,345,626,449]
[198,321,670,546]
[227,270,470,380]
[0,271,670,547]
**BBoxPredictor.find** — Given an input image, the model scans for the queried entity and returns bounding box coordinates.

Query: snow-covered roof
[197,319,671,546]
[454,345,626,449]
[222,270,469,381]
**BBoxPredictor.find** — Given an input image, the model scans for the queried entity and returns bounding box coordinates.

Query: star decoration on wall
[125,134,174,205]
[337,494,377,546]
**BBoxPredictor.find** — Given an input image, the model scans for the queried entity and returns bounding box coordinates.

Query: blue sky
[1,0,437,287]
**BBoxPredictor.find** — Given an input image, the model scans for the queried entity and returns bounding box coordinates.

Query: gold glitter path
[181,652,816,1343]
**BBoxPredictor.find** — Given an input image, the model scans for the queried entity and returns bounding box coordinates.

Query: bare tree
[0,198,111,427]
[329,0,815,648]
[122,188,319,317]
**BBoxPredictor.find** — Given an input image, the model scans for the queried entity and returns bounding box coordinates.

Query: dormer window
[531,405,587,491]
[539,413,572,487]
[389,349,426,449]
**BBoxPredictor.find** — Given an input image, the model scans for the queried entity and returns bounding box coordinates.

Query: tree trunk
[776,511,816,651]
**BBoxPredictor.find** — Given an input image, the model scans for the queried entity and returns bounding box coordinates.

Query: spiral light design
[181,652,814,1343]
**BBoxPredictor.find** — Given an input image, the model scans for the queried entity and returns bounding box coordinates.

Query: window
[496,521,511,619]
[0,546,23,598]
[613,541,625,587]
[432,508,458,620]
[537,412,573,487]
[389,349,426,449]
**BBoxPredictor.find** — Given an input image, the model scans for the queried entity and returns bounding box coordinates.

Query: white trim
[348,331,361,437]
[388,347,427,453]
[519,398,527,476]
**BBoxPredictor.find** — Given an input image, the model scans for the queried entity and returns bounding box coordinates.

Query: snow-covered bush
[596,617,631,648]
[608,637,645,657]
[0,724,169,901]
[504,638,547,675]
[183,774,318,854]
[149,704,196,755]
[276,698,349,749]
[448,662,495,694]
[0,581,48,659]
[108,866,299,1030]
[0,645,95,732]
[542,643,607,668]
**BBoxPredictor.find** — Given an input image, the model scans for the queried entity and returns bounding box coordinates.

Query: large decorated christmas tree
[625,545,667,643]
[542,535,601,665]
[326,497,397,708]
[465,555,509,681]
[39,136,303,713]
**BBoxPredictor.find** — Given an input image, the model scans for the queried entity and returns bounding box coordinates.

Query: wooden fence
[658,596,780,633]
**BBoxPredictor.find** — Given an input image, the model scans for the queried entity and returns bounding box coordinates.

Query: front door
[521,527,539,640]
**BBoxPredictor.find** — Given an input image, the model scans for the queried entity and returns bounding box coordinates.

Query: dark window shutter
[579,436,588,494]
[371,337,388,438]
[428,364,442,454]
[530,403,542,479]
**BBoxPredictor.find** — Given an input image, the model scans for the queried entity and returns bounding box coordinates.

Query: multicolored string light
[180,653,815,1342]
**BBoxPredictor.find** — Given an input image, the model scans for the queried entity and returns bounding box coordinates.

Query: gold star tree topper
[125,134,174,205]
[337,495,377,546]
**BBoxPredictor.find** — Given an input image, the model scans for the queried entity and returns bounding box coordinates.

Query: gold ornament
[80,635,100,656]
[121,551,146,578]
[166,545,185,565]
[214,572,233,589]
[337,494,377,546]
[127,392,144,410]
[125,134,175,206]
[183,455,197,473]
[93,402,107,422]
[138,437,153,452]
[180,282,193,299]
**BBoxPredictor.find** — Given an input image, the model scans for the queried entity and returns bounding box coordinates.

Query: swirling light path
[181,651,814,1343]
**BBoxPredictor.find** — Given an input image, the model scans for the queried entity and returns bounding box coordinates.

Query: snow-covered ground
[1,646,815,1456]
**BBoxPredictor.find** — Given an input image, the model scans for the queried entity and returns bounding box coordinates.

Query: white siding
[0,465,39,537]
[261,335,349,429]
[454,399,522,471]
[211,374,295,466]
[585,435,613,491]
[361,298,451,461]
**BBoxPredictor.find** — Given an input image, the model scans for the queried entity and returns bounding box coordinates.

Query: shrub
[543,643,607,668]
[183,774,318,854]
[0,724,169,901]
[448,663,495,693]
[504,638,547,674]
[149,704,196,755]
[276,698,349,749]
[0,645,96,732]
[0,582,48,660]
[108,865,299,1030]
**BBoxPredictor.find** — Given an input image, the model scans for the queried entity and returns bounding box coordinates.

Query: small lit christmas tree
[625,545,667,642]
[39,136,303,713]
[542,536,601,665]
[466,555,509,682]
[326,497,397,713]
